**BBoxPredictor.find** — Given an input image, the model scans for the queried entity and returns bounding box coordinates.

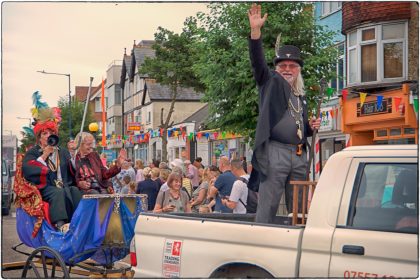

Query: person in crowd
[74,132,126,195]
[136,167,160,211]
[190,167,210,213]
[221,159,250,214]
[159,161,169,170]
[240,156,247,173]
[208,156,236,213]
[125,160,137,181]
[153,172,191,213]
[201,166,221,213]
[151,167,163,188]
[193,157,204,169]
[247,4,321,223]
[182,170,193,199]
[113,161,136,193]
[161,165,183,192]
[121,178,136,195]
[160,169,171,184]
[185,159,200,191]
[135,159,145,183]
[149,159,160,169]
[120,175,132,194]
[22,105,83,232]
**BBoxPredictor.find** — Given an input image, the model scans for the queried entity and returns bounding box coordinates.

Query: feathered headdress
[26,91,61,137]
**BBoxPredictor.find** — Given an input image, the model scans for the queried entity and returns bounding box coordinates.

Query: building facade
[341,2,418,145]
[314,1,348,174]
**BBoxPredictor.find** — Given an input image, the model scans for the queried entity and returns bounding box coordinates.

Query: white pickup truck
[130,145,418,278]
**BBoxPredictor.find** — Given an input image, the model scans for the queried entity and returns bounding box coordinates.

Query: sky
[1,1,209,141]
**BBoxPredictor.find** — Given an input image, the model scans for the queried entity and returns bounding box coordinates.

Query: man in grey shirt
[221,159,249,214]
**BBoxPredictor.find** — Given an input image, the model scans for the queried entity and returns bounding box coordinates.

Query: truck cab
[131,145,418,278]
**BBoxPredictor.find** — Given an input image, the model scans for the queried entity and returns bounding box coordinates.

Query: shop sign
[357,98,392,117]
[127,122,142,131]
[319,107,333,132]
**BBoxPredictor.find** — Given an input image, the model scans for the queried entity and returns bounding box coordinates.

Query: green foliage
[139,20,206,160]
[19,133,36,153]
[57,97,95,148]
[192,3,339,141]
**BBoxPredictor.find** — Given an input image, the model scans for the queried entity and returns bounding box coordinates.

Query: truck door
[329,157,418,278]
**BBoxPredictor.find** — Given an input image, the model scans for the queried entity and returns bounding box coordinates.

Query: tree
[192,2,339,141]
[57,97,95,149]
[140,22,205,161]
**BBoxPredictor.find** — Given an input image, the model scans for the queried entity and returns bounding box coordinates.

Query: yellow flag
[360,92,367,106]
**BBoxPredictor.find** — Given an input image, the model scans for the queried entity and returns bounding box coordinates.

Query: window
[330,43,346,93]
[95,97,102,112]
[348,163,418,234]
[322,1,342,16]
[347,22,407,85]
[147,111,151,124]
[115,86,122,105]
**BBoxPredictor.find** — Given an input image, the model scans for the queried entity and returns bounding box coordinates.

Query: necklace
[288,95,304,140]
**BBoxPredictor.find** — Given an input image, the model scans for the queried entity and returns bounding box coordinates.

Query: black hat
[273,45,304,67]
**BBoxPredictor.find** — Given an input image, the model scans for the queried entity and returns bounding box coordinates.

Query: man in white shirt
[221,159,249,214]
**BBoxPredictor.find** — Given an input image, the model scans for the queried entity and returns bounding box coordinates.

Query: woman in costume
[22,92,82,232]
[74,132,126,194]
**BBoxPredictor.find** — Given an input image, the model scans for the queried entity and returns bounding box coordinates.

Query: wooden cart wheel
[22,246,69,278]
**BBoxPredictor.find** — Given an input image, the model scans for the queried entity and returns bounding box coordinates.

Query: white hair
[74,132,95,147]
[293,71,305,96]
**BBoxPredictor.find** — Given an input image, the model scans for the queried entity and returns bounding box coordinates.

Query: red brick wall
[342,2,411,33]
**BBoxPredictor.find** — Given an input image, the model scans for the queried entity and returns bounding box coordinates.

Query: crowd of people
[101,154,254,215]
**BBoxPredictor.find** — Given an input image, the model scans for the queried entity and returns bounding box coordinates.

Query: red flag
[101,78,106,147]
[342,89,348,101]
[393,97,402,112]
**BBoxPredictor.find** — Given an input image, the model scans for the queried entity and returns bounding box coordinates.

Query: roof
[130,41,155,81]
[182,104,209,130]
[120,54,131,88]
[75,86,89,102]
[183,104,208,121]
[146,83,204,102]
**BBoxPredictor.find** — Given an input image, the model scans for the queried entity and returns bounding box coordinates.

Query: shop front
[341,83,418,146]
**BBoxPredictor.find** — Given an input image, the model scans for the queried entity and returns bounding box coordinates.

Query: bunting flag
[101,78,106,147]
[330,109,334,118]
[326,87,334,98]
[414,98,419,113]
[341,89,348,101]
[376,95,384,110]
[360,92,367,106]
[393,97,402,112]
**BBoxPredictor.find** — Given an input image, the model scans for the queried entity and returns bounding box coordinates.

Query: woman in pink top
[135,159,145,183]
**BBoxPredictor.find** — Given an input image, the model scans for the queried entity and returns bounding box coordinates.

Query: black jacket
[248,37,313,190]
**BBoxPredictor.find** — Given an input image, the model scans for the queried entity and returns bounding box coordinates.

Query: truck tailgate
[132,214,304,278]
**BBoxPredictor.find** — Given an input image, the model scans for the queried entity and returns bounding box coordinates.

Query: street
[1,207,32,278]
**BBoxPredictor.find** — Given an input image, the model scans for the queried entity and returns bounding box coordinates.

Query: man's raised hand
[248,3,268,37]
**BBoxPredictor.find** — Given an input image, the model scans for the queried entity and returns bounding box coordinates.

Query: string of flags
[104,127,240,147]
[325,87,419,113]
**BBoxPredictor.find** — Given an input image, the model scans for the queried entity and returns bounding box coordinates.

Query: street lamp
[17,117,32,127]
[37,70,72,138]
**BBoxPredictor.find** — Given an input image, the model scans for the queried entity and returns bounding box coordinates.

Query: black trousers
[40,185,82,224]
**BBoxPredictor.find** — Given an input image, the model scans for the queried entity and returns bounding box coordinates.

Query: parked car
[2,159,14,216]
[130,145,418,278]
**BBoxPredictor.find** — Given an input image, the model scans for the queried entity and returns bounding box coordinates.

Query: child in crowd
[120,175,132,194]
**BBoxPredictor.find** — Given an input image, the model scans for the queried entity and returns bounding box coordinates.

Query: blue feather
[22,126,34,137]
[32,91,49,109]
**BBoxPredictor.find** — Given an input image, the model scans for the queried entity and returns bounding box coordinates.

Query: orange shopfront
[341,83,418,146]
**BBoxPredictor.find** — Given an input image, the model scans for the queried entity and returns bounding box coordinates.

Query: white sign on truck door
[162,239,183,278]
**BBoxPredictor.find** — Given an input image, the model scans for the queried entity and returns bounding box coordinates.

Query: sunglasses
[277,63,300,70]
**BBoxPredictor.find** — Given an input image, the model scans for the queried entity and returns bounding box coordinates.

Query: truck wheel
[210,263,273,278]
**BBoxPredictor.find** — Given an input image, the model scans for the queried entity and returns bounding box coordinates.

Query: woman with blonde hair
[136,167,160,211]
[190,167,211,213]
[154,172,191,213]
[135,159,145,183]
